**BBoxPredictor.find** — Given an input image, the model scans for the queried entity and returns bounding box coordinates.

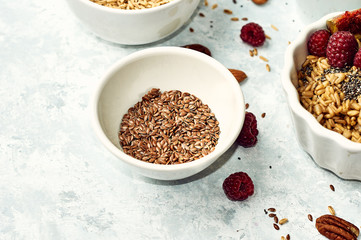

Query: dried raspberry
[326,31,358,68]
[236,112,258,148]
[223,172,254,201]
[353,49,361,69]
[240,22,266,47]
[307,29,331,57]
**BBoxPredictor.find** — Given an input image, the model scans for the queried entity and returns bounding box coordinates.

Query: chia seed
[341,76,361,100]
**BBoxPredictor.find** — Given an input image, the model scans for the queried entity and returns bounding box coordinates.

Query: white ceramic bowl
[65,0,200,45]
[282,12,361,181]
[92,47,245,180]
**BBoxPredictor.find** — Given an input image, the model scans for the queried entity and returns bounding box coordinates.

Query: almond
[229,69,247,83]
[252,0,267,5]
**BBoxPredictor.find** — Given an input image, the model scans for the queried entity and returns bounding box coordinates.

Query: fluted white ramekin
[281,12,361,181]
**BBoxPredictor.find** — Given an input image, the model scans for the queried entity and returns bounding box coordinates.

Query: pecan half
[316,214,359,240]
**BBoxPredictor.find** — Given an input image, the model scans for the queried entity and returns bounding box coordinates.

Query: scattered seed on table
[268,208,276,212]
[249,50,254,57]
[274,216,279,223]
[231,17,239,21]
[281,237,285,240]
[279,218,288,225]
[224,9,232,14]
[204,0,208,6]
[242,17,248,21]
[245,103,249,109]
[330,184,335,191]
[328,206,336,215]
[260,56,269,62]
[269,213,276,217]
[308,214,313,222]
[253,48,258,56]
[271,24,279,31]
[265,63,271,72]
[199,12,205,17]
[189,28,194,32]
[261,113,266,118]
[274,223,280,230]
[265,34,271,39]
[212,3,217,9]
[286,234,290,240]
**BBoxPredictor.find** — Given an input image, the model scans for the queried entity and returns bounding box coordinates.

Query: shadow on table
[139,143,237,186]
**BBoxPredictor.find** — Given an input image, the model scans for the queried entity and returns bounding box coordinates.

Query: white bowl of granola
[65,0,200,45]
[281,11,361,181]
[92,47,245,180]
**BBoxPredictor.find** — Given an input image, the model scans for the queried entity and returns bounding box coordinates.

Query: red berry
[240,22,266,47]
[223,172,254,201]
[236,112,258,148]
[326,31,358,68]
[307,29,330,57]
[353,49,361,69]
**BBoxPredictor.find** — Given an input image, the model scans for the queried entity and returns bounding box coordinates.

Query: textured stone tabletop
[1,0,360,239]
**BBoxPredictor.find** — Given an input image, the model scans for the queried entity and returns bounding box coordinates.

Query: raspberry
[236,112,258,148]
[240,22,266,47]
[326,31,358,68]
[307,29,330,57]
[353,49,361,69]
[223,172,254,201]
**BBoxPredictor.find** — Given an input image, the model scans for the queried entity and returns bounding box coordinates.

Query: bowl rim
[92,46,245,172]
[281,11,361,152]
[76,0,187,14]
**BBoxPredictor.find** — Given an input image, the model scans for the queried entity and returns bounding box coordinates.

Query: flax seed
[308,214,313,222]
[273,223,280,230]
[268,208,276,212]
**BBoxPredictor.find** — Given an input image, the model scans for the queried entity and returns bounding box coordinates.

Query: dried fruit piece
[327,9,361,35]
[252,0,267,5]
[222,172,254,201]
[229,69,247,83]
[236,112,258,147]
[181,44,212,56]
[240,22,266,47]
[326,31,358,68]
[307,29,331,57]
[316,214,359,240]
